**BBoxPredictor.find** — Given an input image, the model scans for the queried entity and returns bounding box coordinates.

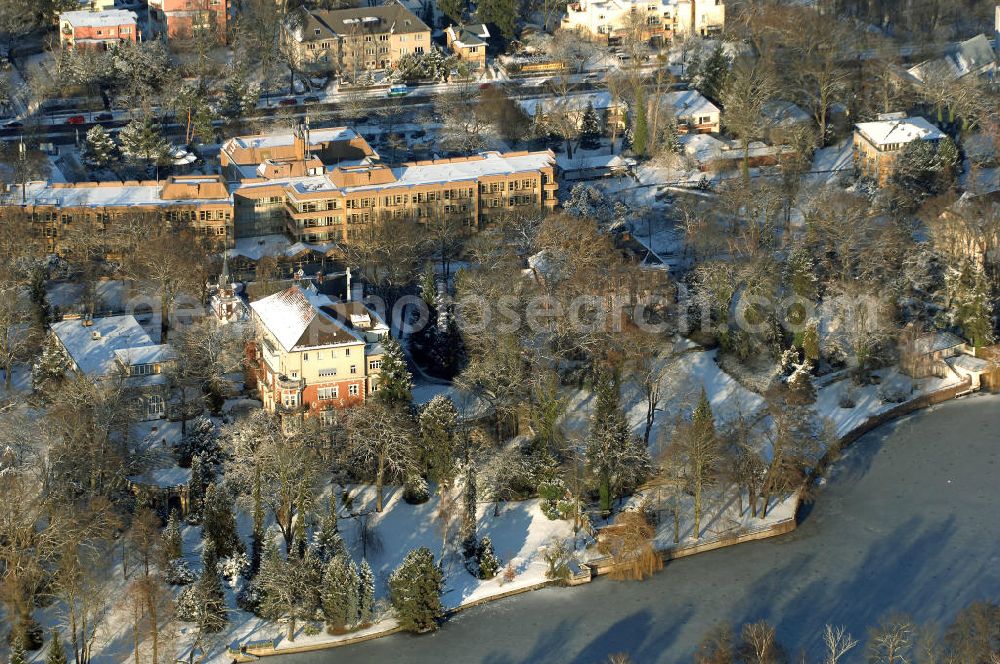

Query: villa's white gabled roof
[52,315,155,376]
[250,285,362,352]
[855,116,945,147]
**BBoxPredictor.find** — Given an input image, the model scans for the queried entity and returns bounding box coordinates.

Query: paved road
[275,394,1000,663]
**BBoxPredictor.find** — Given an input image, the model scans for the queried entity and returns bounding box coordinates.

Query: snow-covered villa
[249,284,388,422]
[8,126,558,254]
[49,315,177,420]
[560,0,724,43]
[852,113,945,185]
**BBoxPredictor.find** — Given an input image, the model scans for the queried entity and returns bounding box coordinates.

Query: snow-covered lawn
[812,368,963,438]
[0,364,32,399]
[562,348,766,453]
[173,486,575,660]
[335,485,574,608]
[411,381,490,419]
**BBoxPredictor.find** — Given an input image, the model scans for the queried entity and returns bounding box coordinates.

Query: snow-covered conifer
[476,536,501,580]
[162,508,183,561]
[418,395,458,489]
[374,335,412,409]
[357,559,375,624]
[320,554,359,632]
[83,125,115,168]
[388,547,443,632]
[202,482,244,560]
[45,629,67,664]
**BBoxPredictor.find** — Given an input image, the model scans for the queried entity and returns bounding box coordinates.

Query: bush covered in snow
[217,552,249,590]
[402,474,430,505]
[164,558,196,586]
[538,479,568,520]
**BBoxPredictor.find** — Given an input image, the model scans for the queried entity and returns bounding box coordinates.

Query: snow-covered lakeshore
[215,352,971,662]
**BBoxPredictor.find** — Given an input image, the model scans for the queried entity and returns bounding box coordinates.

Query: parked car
[303,95,320,103]
[94,112,113,121]
[66,115,86,125]
[387,84,410,98]
[3,120,22,129]
[278,98,298,106]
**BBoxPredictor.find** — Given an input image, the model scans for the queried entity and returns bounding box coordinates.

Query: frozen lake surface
[275,394,1000,663]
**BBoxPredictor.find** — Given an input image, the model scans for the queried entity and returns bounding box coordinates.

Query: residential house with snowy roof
[660,89,720,134]
[282,2,431,78]
[445,24,490,68]
[59,10,139,50]
[852,114,945,185]
[249,284,389,422]
[906,33,997,85]
[49,315,177,420]
[519,91,627,131]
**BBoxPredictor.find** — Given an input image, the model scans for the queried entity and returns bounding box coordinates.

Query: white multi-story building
[560,0,724,43]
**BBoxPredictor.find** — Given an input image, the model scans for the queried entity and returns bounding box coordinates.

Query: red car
[278,98,298,107]
[66,115,86,125]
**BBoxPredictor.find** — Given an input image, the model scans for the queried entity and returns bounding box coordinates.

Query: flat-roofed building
[12,175,234,253]
[220,125,378,182]
[560,0,723,43]
[147,0,229,43]
[235,150,558,245]
[59,9,139,50]
[6,129,557,253]
[853,114,945,184]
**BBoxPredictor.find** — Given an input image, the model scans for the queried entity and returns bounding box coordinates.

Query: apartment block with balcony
[7,129,557,255]
[250,150,559,245]
[560,0,723,43]
[283,2,431,77]
[59,10,139,50]
[249,284,388,421]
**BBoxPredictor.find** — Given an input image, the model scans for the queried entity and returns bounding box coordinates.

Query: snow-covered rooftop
[519,91,621,117]
[61,9,137,26]
[113,344,177,367]
[250,285,361,352]
[946,354,990,374]
[855,116,945,147]
[663,90,720,120]
[232,127,360,151]
[18,181,230,208]
[128,465,192,488]
[908,331,965,356]
[52,315,155,376]
[334,151,555,193]
[231,234,335,261]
